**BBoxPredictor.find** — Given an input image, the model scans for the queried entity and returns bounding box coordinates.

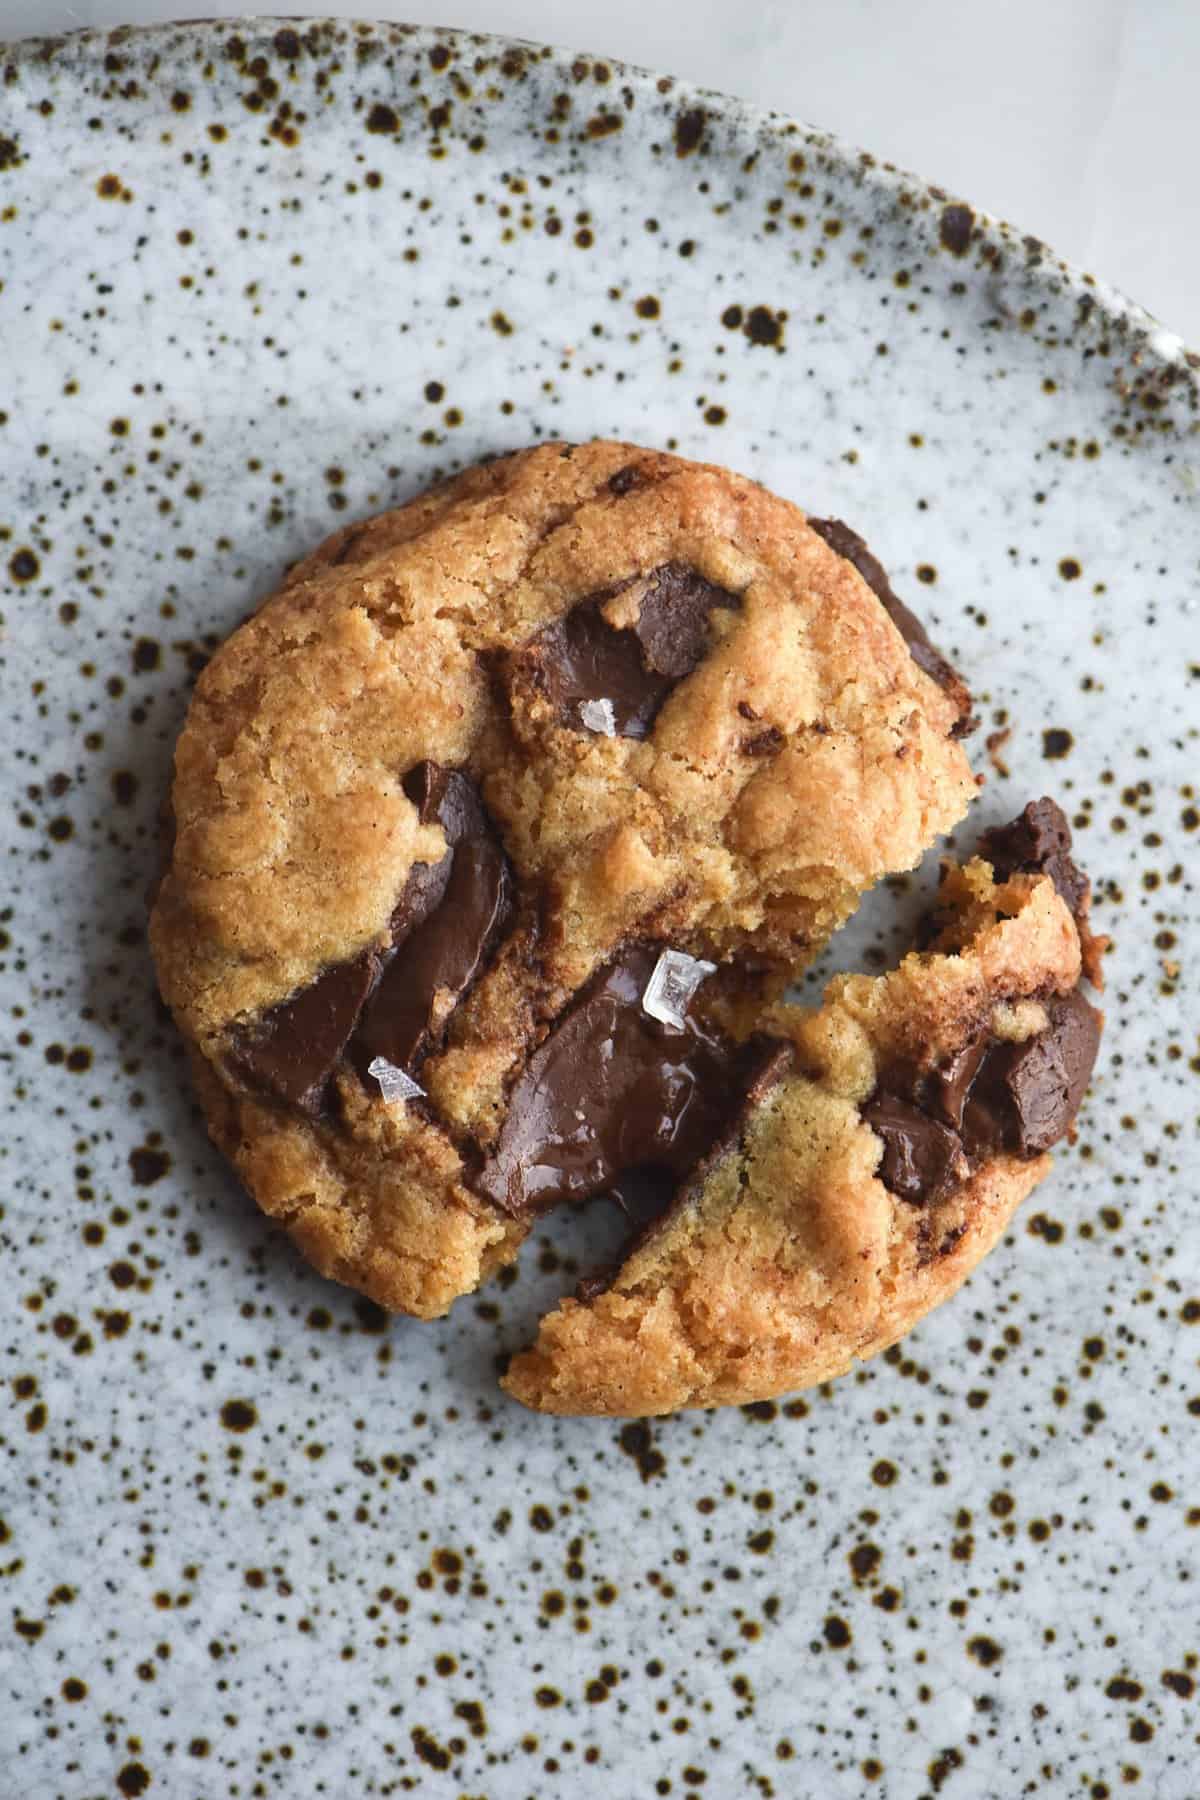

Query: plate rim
[5,11,1199,399]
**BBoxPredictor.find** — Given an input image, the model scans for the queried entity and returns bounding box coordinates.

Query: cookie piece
[975,794,1107,986]
[150,440,975,1319]
[503,836,1102,1416]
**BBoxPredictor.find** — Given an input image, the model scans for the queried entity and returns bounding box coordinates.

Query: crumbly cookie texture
[150,440,976,1320]
[503,862,1102,1416]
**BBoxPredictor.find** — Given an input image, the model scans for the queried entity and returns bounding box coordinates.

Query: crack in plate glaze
[1,18,1198,1798]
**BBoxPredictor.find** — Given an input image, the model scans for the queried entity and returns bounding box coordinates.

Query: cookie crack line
[152,442,1104,1419]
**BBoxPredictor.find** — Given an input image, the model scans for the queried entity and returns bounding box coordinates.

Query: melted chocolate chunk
[861,1091,966,1206]
[872,1038,987,1134]
[230,762,513,1110]
[229,951,382,1116]
[382,762,465,943]
[354,837,513,1075]
[403,760,482,835]
[533,605,665,739]
[919,799,1103,985]
[808,516,975,735]
[609,1165,680,1232]
[527,563,741,740]
[927,1038,988,1130]
[865,988,1101,1204]
[961,989,1102,1159]
[355,764,514,1077]
[977,798,1105,988]
[977,796,1089,926]
[475,945,787,1217]
[633,563,739,678]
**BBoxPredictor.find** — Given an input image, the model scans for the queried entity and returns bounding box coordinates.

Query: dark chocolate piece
[475,945,786,1217]
[475,946,728,1213]
[608,464,643,495]
[229,762,514,1109]
[866,987,1101,1204]
[919,797,1098,964]
[382,762,465,945]
[927,1037,988,1130]
[402,760,485,837]
[860,1091,966,1206]
[869,1037,987,1132]
[533,604,668,740]
[609,1165,680,1232]
[229,951,382,1116]
[808,516,975,735]
[961,989,1102,1159]
[976,796,1089,925]
[741,725,785,757]
[526,563,741,740]
[632,563,739,680]
[354,837,513,1074]
[353,764,513,1076]
[977,798,1105,988]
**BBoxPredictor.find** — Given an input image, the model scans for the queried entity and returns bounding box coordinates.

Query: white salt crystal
[642,949,717,1029]
[578,697,617,737]
[367,1056,424,1105]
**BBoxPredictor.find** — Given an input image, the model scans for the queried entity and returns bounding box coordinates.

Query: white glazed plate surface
[2,19,1198,1796]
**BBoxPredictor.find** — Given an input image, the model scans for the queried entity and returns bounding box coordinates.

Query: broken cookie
[148,442,1100,1415]
[504,835,1102,1415]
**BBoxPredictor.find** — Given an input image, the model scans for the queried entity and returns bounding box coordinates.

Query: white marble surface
[2,0,1197,344]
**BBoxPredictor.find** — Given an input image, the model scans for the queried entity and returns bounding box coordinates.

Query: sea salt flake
[368,1056,424,1105]
[642,949,718,1028]
[578,697,617,737]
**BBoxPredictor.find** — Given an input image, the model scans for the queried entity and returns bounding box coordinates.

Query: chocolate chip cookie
[505,805,1103,1415]
[151,440,977,1327]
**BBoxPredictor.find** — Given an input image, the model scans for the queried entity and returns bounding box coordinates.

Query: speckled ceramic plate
[3,18,1198,1797]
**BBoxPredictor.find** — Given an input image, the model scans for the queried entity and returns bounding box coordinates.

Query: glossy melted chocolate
[864,989,1102,1208]
[475,944,788,1216]
[524,563,742,740]
[229,762,513,1111]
